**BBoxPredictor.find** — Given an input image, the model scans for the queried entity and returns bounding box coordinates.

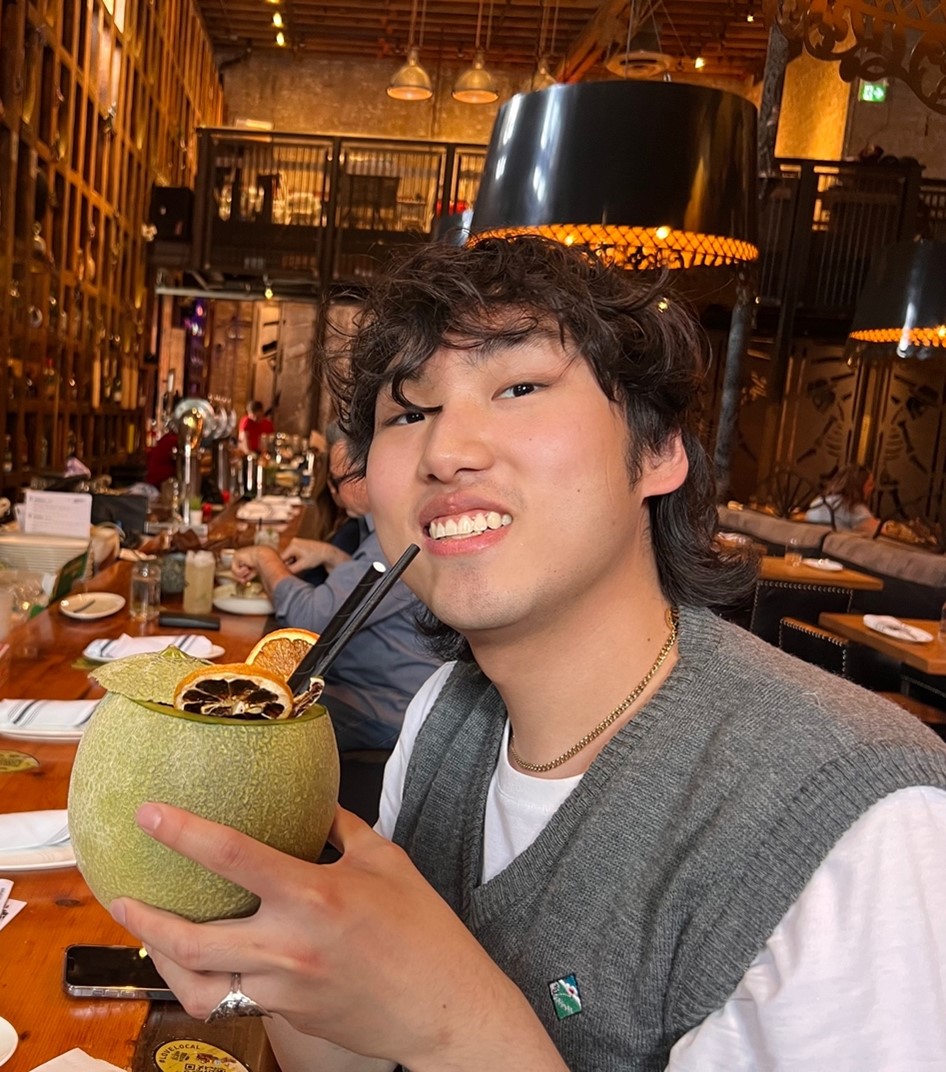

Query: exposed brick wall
[221,53,517,144]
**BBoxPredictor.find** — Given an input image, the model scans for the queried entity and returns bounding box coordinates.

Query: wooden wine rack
[0,0,222,492]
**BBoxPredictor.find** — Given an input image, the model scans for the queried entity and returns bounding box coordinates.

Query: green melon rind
[68,691,339,922]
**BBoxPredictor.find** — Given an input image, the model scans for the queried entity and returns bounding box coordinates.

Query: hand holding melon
[67,631,339,922]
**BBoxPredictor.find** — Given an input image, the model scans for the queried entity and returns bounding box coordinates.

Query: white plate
[213,584,274,616]
[82,641,225,663]
[863,615,934,644]
[60,592,126,620]
[0,726,84,743]
[0,843,76,872]
[801,557,844,571]
[0,1016,16,1067]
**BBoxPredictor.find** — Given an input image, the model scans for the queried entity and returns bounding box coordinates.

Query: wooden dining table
[0,526,301,1070]
[760,555,884,591]
[819,612,946,675]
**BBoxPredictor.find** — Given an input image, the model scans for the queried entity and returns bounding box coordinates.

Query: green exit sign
[858,79,888,103]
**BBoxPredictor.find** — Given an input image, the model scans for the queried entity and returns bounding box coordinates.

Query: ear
[639,432,688,498]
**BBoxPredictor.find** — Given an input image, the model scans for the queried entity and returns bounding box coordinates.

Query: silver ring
[205,972,271,1022]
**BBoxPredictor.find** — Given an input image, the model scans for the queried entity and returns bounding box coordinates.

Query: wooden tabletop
[819,613,946,674]
[760,556,884,591]
[0,514,300,1071]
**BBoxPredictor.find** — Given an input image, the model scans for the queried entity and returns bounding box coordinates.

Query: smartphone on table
[63,944,176,1000]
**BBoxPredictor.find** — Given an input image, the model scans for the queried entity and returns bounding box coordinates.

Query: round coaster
[153,1039,250,1072]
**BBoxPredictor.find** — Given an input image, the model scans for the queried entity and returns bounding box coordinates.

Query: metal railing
[184,134,941,312]
[190,129,486,291]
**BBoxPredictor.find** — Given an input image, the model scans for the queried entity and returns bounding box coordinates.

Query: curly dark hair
[327,236,754,659]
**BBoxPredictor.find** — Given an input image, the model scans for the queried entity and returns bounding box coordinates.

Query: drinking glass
[183,550,215,614]
[129,560,162,621]
[784,536,802,567]
[939,600,946,642]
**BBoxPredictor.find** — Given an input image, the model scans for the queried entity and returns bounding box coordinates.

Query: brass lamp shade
[470,80,758,269]
[848,240,946,359]
[452,49,498,104]
[388,47,434,101]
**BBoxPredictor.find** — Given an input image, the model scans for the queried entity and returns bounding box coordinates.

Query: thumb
[326,805,374,853]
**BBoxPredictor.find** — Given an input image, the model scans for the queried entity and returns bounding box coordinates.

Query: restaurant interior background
[2,0,946,534]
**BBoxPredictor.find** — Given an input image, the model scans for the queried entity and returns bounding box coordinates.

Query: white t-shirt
[805,494,877,532]
[378,663,946,1070]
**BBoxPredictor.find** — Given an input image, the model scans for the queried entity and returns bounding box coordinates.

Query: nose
[417,402,494,484]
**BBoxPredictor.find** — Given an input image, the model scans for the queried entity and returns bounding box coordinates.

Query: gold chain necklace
[508,609,679,774]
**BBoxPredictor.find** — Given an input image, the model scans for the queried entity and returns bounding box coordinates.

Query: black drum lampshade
[470,80,759,269]
[847,240,946,360]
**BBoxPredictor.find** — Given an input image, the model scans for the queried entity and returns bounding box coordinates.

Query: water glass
[784,536,802,567]
[183,550,215,614]
[940,600,946,642]
[129,561,162,621]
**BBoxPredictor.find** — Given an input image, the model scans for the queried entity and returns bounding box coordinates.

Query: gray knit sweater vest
[392,605,946,1071]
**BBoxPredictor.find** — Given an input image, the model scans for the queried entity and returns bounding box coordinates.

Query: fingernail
[136,803,162,833]
[110,900,126,925]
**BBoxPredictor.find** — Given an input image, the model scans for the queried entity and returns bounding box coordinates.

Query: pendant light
[470,80,758,270]
[452,0,498,104]
[847,240,946,361]
[527,0,557,92]
[388,0,432,101]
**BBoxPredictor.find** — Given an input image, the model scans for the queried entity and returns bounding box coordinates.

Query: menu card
[22,490,92,539]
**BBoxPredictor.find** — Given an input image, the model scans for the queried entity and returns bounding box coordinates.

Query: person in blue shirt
[231,433,440,750]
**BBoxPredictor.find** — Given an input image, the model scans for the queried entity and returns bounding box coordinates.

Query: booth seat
[716,506,834,556]
[822,532,946,620]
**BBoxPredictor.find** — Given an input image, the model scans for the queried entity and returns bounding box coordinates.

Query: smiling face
[366,330,687,652]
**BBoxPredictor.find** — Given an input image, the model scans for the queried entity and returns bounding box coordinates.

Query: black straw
[288,544,420,694]
[310,560,386,655]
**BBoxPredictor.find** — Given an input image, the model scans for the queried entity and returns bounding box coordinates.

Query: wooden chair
[899,665,946,713]
[750,468,817,520]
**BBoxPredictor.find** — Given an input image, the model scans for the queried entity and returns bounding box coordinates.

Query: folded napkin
[0,699,98,731]
[85,633,216,660]
[862,614,934,643]
[27,1048,125,1072]
[0,809,70,852]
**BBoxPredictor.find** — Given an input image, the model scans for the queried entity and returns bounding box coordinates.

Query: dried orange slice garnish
[246,627,320,680]
[172,663,294,720]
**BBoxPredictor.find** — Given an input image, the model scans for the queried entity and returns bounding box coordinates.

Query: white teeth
[428,512,513,540]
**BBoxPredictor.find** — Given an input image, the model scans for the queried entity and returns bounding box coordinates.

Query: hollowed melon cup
[68,691,339,922]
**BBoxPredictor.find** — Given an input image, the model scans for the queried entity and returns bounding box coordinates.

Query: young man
[112,237,946,1071]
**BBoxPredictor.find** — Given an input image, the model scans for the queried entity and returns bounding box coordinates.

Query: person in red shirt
[237,400,274,455]
[145,429,178,487]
